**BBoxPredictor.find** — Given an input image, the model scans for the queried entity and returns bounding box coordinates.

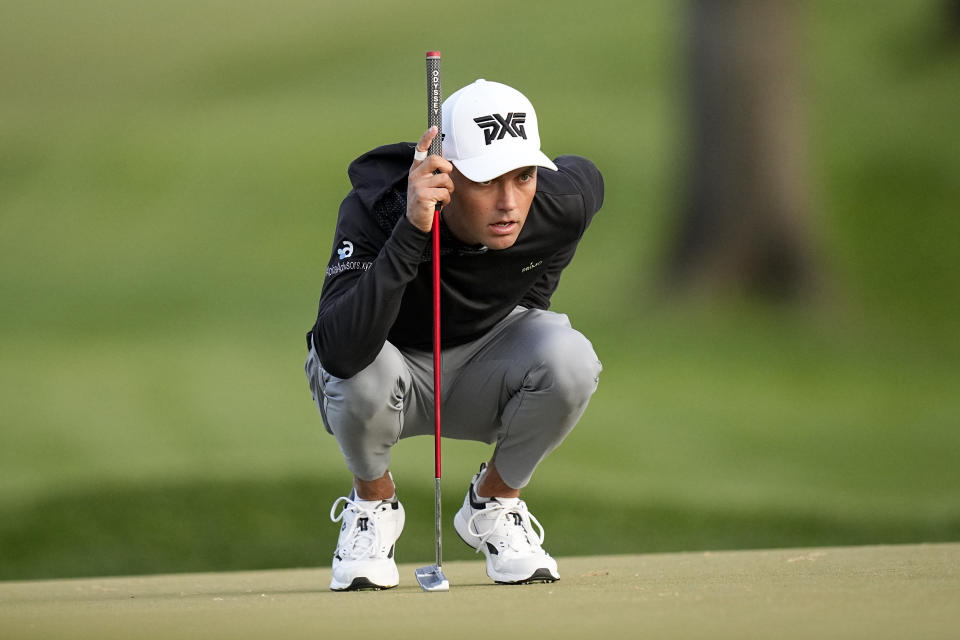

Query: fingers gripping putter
[415,51,450,593]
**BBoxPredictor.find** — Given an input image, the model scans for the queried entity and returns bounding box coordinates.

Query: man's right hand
[407,126,454,233]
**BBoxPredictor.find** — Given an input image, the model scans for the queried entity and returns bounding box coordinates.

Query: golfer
[305,79,604,590]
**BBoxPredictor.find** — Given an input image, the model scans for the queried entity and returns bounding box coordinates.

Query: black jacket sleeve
[310,192,429,379]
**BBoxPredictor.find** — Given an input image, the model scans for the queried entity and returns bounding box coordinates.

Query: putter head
[415,565,450,592]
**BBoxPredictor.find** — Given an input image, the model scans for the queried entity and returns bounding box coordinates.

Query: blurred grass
[1,0,958,579]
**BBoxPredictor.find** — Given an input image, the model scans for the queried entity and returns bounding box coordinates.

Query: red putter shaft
[425,50,442,480]
[432,207,441,479]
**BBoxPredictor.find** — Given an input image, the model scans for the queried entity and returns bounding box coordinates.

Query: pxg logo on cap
[442,79,557,183]
[473,113,527,146]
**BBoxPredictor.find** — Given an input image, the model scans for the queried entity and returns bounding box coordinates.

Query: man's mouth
[490,220,517,235]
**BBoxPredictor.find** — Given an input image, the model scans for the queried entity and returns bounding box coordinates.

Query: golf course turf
[2,543,957,639]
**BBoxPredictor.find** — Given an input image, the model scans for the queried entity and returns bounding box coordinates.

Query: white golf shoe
[328,492,404,591]
[453,465,559,584]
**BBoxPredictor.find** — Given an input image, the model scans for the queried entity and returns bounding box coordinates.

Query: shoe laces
[330,496,385,560]
[466,499,545,554]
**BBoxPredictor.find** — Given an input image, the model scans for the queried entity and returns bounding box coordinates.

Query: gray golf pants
[304,307,601,489]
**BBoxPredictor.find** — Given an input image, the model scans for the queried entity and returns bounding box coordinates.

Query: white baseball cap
[442,79,557,183]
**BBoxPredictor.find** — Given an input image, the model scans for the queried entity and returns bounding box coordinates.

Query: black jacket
[308,142,604,379]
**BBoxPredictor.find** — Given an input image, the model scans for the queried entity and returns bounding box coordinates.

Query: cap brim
[452,149,558,183]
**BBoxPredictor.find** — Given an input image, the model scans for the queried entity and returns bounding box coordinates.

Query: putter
[414,50,450,593]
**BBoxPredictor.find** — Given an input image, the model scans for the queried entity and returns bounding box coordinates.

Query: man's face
[442,165,537,250]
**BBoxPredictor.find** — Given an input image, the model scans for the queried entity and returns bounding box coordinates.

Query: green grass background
[1,1,958,580]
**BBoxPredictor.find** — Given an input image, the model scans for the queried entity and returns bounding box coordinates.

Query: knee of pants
[322,344,408,431]
[527,326,602,408]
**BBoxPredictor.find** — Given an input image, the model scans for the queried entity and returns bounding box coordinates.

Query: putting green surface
[2,544,957,639]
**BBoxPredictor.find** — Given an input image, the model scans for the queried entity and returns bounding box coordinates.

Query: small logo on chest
[521,260,543,273]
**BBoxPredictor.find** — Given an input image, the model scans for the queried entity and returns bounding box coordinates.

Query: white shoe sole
[330,562,399,591]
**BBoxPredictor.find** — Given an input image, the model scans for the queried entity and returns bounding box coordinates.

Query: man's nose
[497,183,518,211]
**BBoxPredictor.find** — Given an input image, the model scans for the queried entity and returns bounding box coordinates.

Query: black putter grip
[426,52,442,156]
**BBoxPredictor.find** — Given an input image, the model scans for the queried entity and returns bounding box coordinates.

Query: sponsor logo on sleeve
[337,240,354,260]
[326,239,371,277]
